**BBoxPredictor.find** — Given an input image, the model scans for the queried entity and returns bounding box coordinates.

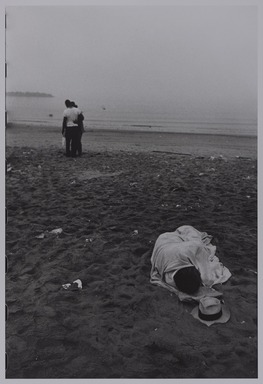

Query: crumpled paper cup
[50,228,63,235]
[62,279,82,291]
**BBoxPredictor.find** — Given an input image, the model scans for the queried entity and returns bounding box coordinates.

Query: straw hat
[191,297,230,326]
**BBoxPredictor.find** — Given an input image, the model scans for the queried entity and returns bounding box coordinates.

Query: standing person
[62,99,82,157]
[71,101,84,156]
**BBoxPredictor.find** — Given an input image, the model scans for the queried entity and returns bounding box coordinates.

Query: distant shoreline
[6,92,54,97]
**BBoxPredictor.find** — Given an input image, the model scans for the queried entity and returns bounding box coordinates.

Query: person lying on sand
[150,225,231,301]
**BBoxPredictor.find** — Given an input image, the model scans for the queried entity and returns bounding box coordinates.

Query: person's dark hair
[65,99,71,107]
[173,266,202,294]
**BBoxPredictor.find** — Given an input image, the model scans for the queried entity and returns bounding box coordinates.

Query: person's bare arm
[62,117,67,136]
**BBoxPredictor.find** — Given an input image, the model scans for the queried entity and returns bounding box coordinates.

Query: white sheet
[150,225,231,301]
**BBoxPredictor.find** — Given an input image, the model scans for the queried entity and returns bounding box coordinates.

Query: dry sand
[6,124,257,378]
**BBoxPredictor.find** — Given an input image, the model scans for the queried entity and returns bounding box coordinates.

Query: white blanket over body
[150,225,231,301]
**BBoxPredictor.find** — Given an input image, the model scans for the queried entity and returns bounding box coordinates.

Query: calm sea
[6,96,257,136]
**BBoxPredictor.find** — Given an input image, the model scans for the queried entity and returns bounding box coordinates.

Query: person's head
[174,266,202,294]
[65,99,71,108]
[71,101,78,108]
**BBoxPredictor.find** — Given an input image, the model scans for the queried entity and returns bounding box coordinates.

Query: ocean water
[6,96,257,136]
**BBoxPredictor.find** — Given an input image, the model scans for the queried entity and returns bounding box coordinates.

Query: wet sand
[6,124,257,378]
[6,123,257,158]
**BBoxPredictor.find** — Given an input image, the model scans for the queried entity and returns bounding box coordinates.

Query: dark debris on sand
[6,146,257,379]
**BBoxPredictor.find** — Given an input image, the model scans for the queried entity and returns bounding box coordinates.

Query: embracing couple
[62,99,85,157]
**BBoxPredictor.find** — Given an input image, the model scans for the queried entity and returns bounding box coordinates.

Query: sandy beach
[6,124,257,378]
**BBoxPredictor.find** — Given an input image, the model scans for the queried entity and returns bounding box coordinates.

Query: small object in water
[49,113,53,117]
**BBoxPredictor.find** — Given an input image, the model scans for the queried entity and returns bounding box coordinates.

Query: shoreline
[6,123,257,159]
[6,121,257,138]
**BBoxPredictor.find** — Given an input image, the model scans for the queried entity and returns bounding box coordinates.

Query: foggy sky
[5,5,257,120]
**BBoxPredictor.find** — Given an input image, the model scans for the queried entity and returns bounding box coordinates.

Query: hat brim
[191,304,230,326]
